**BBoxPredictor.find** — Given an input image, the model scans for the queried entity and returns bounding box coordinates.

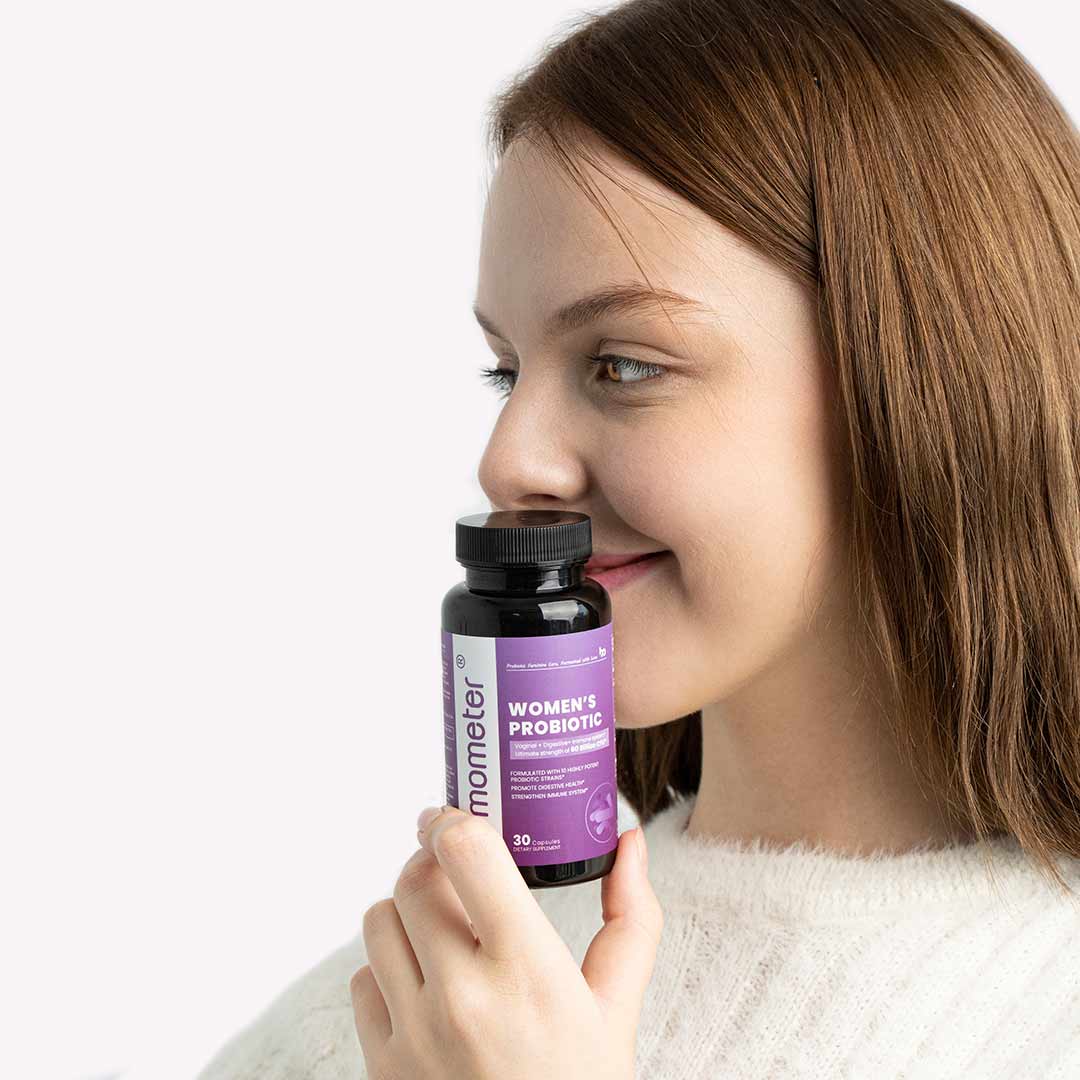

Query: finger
[417,805,560,964]
[350,963,392,1045]
[361,897,423,1030]
[392,844,481,980]
[580,826,664,1026]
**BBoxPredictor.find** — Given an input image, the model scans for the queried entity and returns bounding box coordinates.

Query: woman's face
[474,134,853,731]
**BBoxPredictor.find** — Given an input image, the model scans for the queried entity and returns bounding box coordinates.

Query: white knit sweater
[197,792,1080,1079]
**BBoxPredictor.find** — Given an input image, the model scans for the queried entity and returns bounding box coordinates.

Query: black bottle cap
[455,510,592,568]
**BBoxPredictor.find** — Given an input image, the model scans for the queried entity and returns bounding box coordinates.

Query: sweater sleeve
[195,932,369,1080]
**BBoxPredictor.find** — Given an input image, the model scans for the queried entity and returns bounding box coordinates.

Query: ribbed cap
[455,510,592,568]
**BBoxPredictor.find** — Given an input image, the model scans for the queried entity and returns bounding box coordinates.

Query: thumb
[580,825,664,1025]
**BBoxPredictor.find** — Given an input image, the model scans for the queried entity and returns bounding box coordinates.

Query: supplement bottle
[441,509,618,888]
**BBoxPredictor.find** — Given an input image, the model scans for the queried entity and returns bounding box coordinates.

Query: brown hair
[481,0,1080,888]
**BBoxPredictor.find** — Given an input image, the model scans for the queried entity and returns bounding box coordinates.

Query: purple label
[441,623,617,865]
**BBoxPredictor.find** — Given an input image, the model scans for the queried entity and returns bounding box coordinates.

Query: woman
[199,0,1080,1076]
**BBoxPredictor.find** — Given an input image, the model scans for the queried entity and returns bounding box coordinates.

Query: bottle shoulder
[441,579,610,636]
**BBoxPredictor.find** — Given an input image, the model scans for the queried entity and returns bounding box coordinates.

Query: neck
[686,629,976,856]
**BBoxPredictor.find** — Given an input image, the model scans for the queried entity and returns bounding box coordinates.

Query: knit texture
[197,792,1080,1079]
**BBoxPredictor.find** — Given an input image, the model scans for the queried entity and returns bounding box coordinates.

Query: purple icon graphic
[586,782,616,843]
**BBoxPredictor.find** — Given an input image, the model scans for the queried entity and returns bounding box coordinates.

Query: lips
[585,551,666,573]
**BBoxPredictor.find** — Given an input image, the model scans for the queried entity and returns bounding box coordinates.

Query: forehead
[480,135,699,273]
[474,134,767,336]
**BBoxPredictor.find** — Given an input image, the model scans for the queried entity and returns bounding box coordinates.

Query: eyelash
[477,354,666,399]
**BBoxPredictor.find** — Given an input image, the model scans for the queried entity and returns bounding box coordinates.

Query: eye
[478,354,666,399]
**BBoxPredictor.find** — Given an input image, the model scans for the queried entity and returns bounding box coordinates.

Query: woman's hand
[351,803,663,1080]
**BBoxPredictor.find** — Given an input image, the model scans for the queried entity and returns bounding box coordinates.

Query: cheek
[594,380,849,725]
[684,389,849,647]
[607,391,848,718]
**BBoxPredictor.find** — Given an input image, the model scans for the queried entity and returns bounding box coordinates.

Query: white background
[1,3,1075,1077]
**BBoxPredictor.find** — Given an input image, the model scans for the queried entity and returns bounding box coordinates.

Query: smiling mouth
[585,550,668,574]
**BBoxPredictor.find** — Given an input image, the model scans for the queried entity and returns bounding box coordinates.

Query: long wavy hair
[480,0,1080,888]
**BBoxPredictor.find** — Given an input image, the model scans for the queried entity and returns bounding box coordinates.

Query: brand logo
[459,671,492,817]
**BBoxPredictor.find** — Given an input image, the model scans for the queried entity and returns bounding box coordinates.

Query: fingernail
[417,805,442,833]
[636,826,648,869]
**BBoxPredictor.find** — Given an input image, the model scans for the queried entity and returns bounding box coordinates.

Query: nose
[476,374,590,511]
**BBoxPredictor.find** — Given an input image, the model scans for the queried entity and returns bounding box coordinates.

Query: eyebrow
[472,283,712,342]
